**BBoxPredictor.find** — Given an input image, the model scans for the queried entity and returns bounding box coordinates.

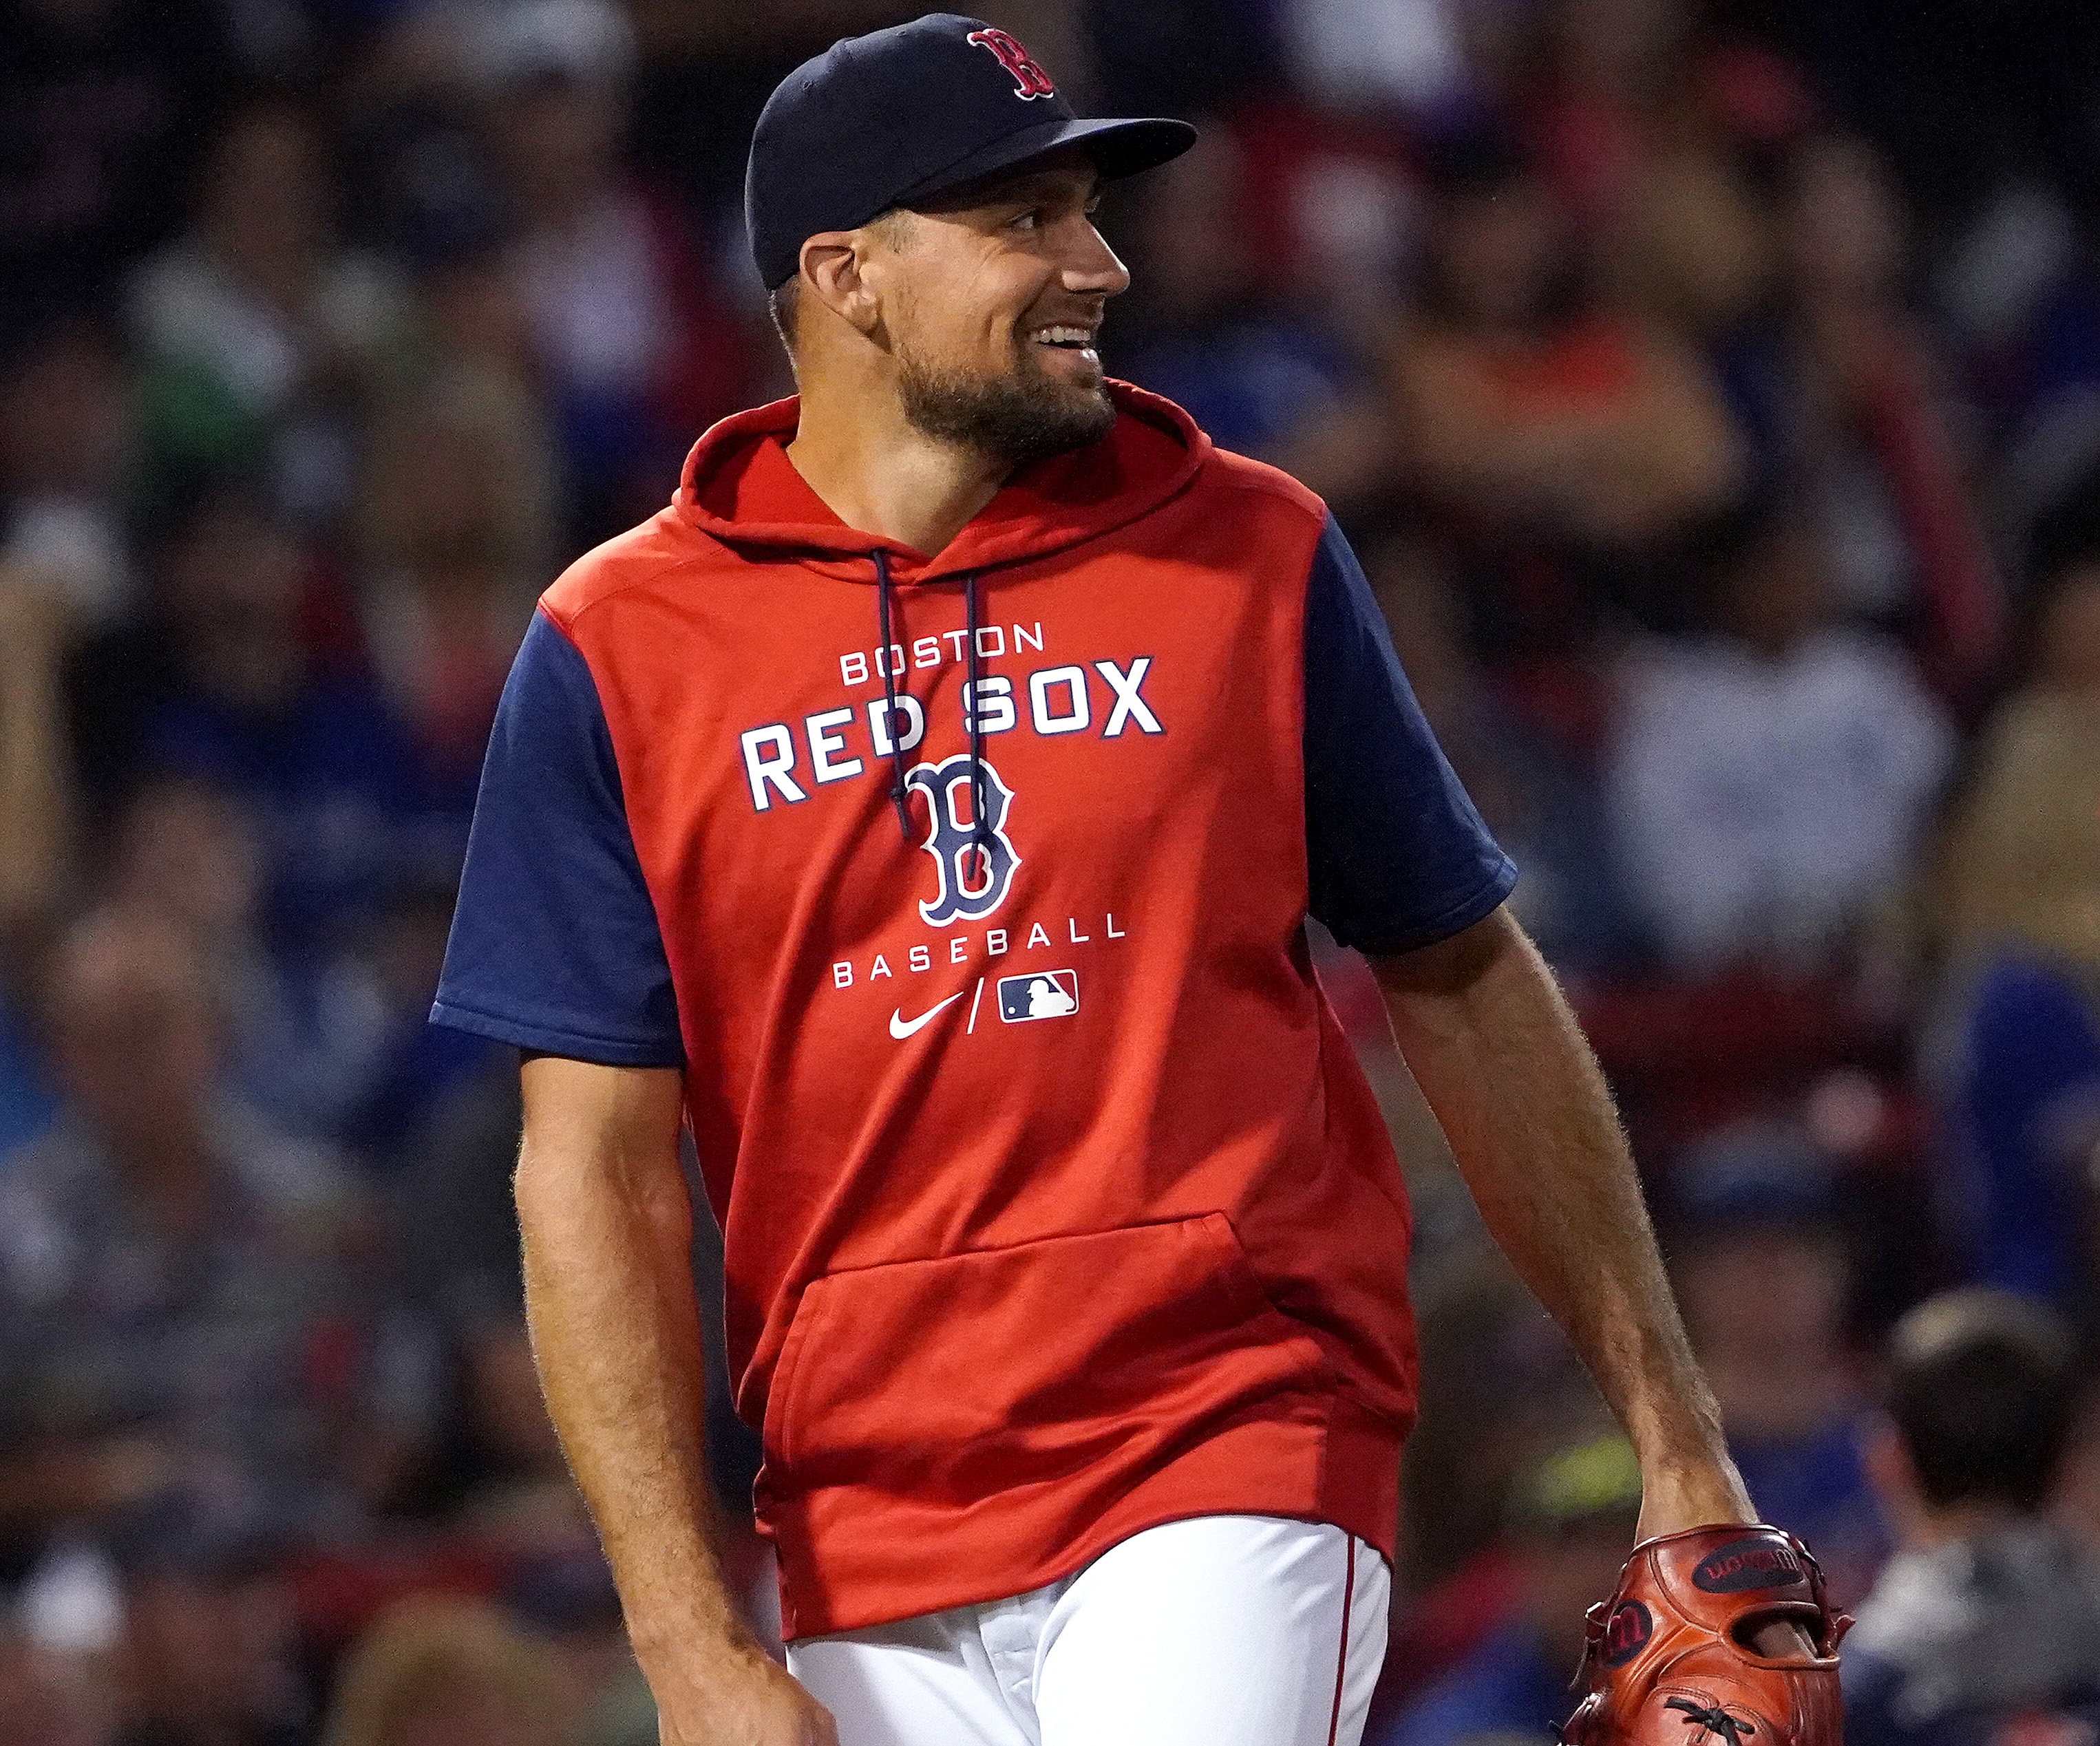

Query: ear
[1862,1413,1927,1542]
[800,232,882,339]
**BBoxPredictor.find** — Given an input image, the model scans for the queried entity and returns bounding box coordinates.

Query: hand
[1636,1458,1820,1659]
[1633,1452,1755,1546]
[650,1639,838,1746]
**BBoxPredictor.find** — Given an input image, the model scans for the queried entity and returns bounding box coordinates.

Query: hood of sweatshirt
[674,379,1213,844]
[674,379,1210,585]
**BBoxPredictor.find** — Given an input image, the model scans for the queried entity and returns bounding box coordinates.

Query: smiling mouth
[1029,324,1099,356]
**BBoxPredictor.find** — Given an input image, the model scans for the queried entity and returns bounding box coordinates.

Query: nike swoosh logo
[889,992,965,1040]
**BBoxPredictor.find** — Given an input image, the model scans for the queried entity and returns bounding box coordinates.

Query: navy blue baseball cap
[746,14,1196,288]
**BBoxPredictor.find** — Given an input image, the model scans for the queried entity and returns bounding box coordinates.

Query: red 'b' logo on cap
[968,28,1056,99]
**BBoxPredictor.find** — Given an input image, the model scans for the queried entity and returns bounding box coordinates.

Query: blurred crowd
[3,0,2100,1741]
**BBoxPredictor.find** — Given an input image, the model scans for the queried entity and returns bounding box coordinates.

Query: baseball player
[432,14,1840,1746]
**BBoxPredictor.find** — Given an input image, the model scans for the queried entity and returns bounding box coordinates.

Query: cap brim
[893,114,1197,211]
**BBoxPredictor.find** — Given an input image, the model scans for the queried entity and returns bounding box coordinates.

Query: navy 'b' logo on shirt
[904,754,1020,925]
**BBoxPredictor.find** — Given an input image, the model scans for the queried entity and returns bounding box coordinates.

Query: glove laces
[1666,1699,1757,1746]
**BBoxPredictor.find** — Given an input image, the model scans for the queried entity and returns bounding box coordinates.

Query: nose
[1063,221,1131,299]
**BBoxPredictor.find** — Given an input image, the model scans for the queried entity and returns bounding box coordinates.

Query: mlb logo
[997,969,1079,1023]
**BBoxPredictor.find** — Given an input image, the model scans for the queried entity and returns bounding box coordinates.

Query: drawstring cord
[871,553,990,867]
[964,572,988,866]
[873,548,911,840]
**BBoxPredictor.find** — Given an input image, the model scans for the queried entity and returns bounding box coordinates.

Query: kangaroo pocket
[762,1213,1335,1515]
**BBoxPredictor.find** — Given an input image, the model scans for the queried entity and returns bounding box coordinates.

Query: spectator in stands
[362,134,549,871]
[1115,128,1390,516]
[1271,0,1476,125]
[505,1544,659,1746]
[1608,501,1953,970]
[0,0,233,310]
[357,367,547,831]
[1523,0,1697,229]
[1366,533,1642,976]
[320,1594,567,1746]
[128,94,403,524]
[1984,228,2100,592]
[103,780,503,1177]
[0,313,136,624]
[337,874,507,1169]
[1606,63,1776,361]
[110,1502,310,1746]
[103,774,394,1149]
[469,0,752,544]
[1666,1118,1888,1606]
[0,911,423,1549]
[1930,549,2100,1312]
[1726,136,2000,702]
[1845,1290,2100,1746]
[71,480,425,952]
[1374,1434,1643,1746]
[400,224,540,423]
[1388,131,1745,566]
[376,122,543,495]
[380,1054,523,1348]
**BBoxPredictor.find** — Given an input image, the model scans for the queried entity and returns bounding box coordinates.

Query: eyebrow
[1001,171,1103,204]
[929,166,1102,213]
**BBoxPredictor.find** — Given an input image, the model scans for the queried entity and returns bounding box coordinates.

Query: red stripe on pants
[1326,1537,1357,1746]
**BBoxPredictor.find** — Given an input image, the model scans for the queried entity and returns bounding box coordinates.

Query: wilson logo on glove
[1559,1524,1850,1746]
[1602,1600,1653,1667]
[1691,1537,1806,1593]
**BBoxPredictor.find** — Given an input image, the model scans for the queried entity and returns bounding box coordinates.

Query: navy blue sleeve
[1304,514,1517,954]
[430,610,685,1066]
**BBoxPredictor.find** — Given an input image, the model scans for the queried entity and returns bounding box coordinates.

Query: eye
[1009,208,1042,231]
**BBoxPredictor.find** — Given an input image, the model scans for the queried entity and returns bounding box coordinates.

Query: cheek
[890,250,1050,370]
[953,258,1049,350]
[893,280,979,367]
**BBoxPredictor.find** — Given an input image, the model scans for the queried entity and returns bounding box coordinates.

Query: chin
[1046,376,1112,423]
[898,345,1118,465]
[1024,356,1114,422]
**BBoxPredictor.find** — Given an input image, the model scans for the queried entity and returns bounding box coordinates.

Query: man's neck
[1911,1499,2030,1551]
[786,376,1011,558]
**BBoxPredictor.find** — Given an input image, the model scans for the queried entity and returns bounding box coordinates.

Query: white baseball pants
[786,1514,1391,1746]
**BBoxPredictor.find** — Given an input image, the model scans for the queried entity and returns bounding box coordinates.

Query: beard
[895,332,1116,469]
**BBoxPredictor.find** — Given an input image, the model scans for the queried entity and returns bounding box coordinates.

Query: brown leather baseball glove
[1562,1525,1852,1746]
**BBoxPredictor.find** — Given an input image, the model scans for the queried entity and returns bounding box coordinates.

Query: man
[1607,500,1951,971]
[111,1501,311,1746]
[1844,1290,2100,1746]
[0,911,410,1546]
[1665,1120,1889,1606]
[432,16,1768,1745]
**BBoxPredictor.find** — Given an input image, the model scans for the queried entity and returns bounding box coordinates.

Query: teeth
[1033,326,1096,345]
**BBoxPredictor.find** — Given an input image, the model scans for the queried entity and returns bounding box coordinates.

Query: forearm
[1370,910,1750,1522]
[515,1062,749,1663]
